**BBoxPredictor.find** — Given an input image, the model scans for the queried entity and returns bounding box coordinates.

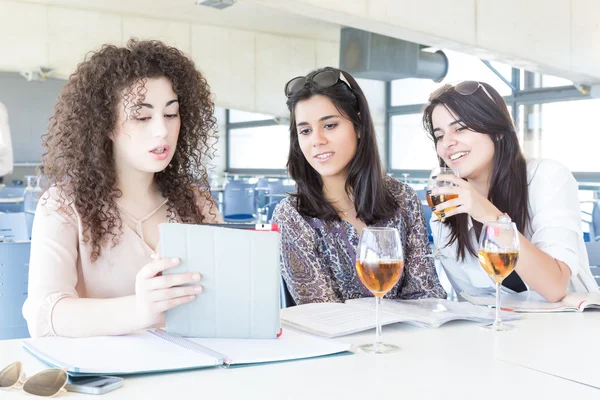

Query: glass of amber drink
[355,227,403,354]
[425,166,458,259]
[478,216,520,331]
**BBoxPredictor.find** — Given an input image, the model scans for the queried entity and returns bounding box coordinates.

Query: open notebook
[281,298,519,338]
[22,329,352,376]
[460,291,600,312]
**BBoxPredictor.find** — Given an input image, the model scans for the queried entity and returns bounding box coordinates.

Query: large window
[519,99,600,172]
[389,114,437,171]
[228,124,289,170]
[226,109,289,173]
[387,47,597,181]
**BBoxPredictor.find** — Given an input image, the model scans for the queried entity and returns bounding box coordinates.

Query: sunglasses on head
[0,362,68,397]
[284,69,353,98]
[428,81,496,104]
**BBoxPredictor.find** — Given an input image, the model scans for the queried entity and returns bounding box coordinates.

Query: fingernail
[192,273,201,281]
[431,207,436,211]
[172,258,180,264]
[426,189,432,195]
[441,213,446,218]
[194,285,202,293]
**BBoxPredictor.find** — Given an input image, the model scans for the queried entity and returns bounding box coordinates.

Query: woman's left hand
[430,174,503,224]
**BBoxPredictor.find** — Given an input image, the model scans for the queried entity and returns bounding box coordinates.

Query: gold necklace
[337,206,354,217]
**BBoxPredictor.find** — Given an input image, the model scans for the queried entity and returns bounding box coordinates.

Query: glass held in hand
[425,166,457,259]
[477,216,520,331]
[355,227,403,354]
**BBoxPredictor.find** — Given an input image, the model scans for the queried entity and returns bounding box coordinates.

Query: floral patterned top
[271,177,446,305]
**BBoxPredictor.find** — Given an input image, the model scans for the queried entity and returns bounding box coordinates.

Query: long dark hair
[42,38,217,262]
[286,67,397,224]
[422,82,529,261]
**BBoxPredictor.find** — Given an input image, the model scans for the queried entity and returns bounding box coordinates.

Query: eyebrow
[296,114,339,127]
[433,119,463,133]
[139,99,179,109]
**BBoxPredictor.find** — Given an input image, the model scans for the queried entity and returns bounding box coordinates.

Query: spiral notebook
[22,328,352,376]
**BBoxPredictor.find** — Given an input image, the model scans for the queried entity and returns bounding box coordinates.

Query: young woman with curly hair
[23,39,222,338]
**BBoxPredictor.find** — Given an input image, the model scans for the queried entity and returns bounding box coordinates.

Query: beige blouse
[22,186,220,337]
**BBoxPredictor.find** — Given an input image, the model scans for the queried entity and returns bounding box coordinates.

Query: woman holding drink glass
[272,67,446,306]
[422,80,598,304]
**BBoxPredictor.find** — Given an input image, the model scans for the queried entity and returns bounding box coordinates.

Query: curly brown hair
[41,38,217,262]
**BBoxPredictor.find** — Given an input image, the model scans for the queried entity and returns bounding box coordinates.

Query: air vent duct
[340,28,448,82]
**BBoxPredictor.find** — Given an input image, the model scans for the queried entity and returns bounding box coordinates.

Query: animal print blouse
[271,177,446,305]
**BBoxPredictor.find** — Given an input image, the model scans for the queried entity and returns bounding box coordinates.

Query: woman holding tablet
[23,39,221,338]
[272,67,446,305]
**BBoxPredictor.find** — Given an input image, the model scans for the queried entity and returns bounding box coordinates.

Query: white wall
[0,0,340,118]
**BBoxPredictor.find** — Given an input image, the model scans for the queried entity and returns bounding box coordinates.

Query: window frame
[386,62,597,182]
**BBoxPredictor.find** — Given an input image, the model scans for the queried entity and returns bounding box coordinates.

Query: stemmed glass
[477,216,520,331]
[425,166,458,259]
[355,227,403,354]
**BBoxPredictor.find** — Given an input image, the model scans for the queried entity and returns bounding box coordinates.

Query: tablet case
[159,223,281,339]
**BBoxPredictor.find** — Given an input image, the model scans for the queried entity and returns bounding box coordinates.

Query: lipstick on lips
[149,144,170,161]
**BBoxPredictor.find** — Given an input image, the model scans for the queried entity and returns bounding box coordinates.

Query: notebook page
[280,302,410,338]
[347,298,519,327]
[185,328,352,365]
[461,291,594,312]
[561,292,600,310]
[22,331,220,375]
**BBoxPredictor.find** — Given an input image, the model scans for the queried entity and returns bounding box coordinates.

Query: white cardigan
[432,159,599,296]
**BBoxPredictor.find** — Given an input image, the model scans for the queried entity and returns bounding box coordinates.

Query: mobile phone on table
[65,375,124,395]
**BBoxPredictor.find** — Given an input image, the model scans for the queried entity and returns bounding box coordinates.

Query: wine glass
[477,216,520,331]
[355,227,403,354]
[425,166,458,259]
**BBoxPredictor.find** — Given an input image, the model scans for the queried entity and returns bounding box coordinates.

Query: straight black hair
[422,82,529,261]
[286,67,397,224]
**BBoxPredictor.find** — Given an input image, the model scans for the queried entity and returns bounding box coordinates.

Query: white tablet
[159,223,281,339]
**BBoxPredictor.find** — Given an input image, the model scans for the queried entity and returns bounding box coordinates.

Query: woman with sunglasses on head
[272,67,446,305]
[22,39,222,338]
[423,81,598,302]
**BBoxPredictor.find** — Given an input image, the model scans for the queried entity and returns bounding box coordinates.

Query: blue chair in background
[0,212,29,242]
[222,181,257,222]
[585,241,600,286]
[0,241,31,340]
[255,178,271,212]
[261,181,296,222]
[416,189,433,243]
[0,185,25,213]
[280,278,296,309]
[263,200,282,223]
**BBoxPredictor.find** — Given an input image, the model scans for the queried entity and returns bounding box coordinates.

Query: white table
[1,313,598,399]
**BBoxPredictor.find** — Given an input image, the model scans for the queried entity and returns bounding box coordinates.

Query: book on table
[22,328,352,376]
[460,291,600,313]
[280,297,519,338]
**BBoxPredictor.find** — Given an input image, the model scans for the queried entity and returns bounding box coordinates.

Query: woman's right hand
[134,254,202,329]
